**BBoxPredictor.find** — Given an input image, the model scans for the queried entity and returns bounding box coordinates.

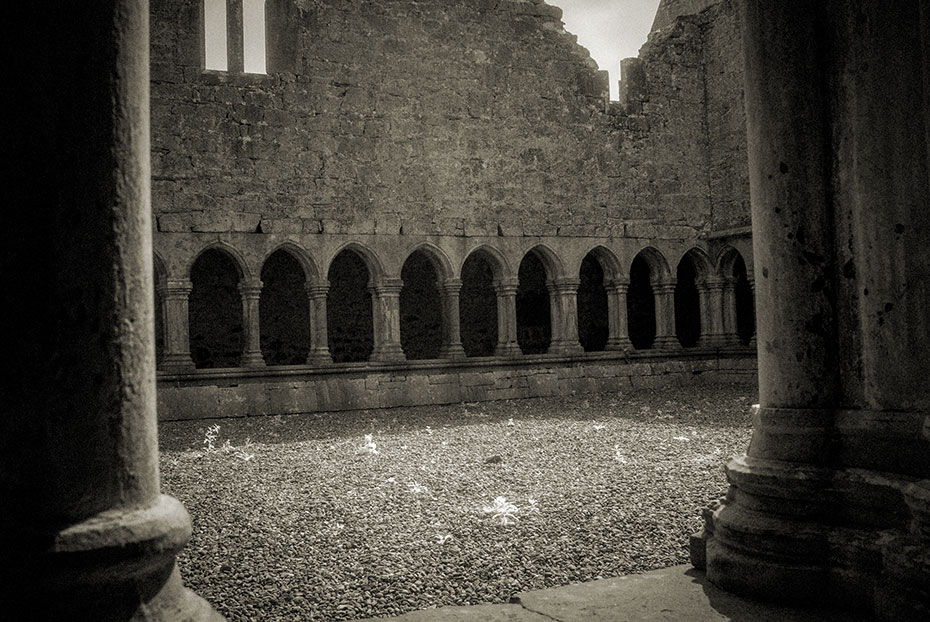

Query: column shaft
[238,280,265,367]
[370,279,405,362]
[306,283,332,365]
[548,279,584,355]
[653,283,679,349]
[606,282,633,350]
[4,0,221,617]
[439,279,466,359]
[159,279,195,371]
[494,279,520,356]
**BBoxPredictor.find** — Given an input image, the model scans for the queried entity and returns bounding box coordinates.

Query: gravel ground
[159,382,756,621]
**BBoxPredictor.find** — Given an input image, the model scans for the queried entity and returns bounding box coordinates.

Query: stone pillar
[305,283,332,365]
[605,280,633,350]
[721,276,740,346]
[238,279,265,367]
[370,279,405,362]
[547,278,584,355]
[438,278,466,358]
[698,277,727,348]
[652,282,679,349]
[3,1,221,618]
[226,0,244,73]
[494,278,521,357]
[158,278,195,371]
[747,277,757,348]
[693,3,930,620]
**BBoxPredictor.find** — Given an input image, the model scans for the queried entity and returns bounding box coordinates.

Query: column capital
[547,278,581,293]
[159,278,193,298]
[304,282,329,298]
[605,279,630,294]
[237,279,263,298]
[494,277,520,294]
[440,278,463,294]
[654,282,677,295]
[702,276,726,290]
[370,278,403,296]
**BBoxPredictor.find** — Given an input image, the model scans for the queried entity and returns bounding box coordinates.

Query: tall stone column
[494,278,521,357]
[2,1,221,618]
[605,280,633,350]
[698,277,727,348]
[547,278,584,356]
[693,3,930,620]
[305,283,332,365]
[227,0,244,73]
[159,278,196,371]
[370,279,405,362]
[238,279,265,367]
[652,282,679,349]
[747,277,757,348]
[438,278,466,359]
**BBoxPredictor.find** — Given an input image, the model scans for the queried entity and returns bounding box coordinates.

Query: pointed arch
[523,243,565,281]
[578,247,617,352]
[260,247,312,365]
[405,241,455,282]
[628,246,671,284]
[326,242,384,285]
[188,241,249,281]
[260,241,321,284]
[189,245,246,368]
[677,247,714,284]
[461,244,512,283]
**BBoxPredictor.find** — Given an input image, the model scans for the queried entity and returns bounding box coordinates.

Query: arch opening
[628,254,656,349]
[260,249,310,365]
[153,258,166,366]
[675,255,701,347]
[327,249,374,363]
[400,250,443,360]
[732,254,755,345]
[460,252,498,357]
[578,253,609,352]
[517,252,551,354]
[190,248,243,368]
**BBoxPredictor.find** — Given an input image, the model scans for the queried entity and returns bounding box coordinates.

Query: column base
[550,340,584,356]
[12,495,224,621]
[606,338,634,352]
[240,351,266,368]
[372,344,406,362]
[160,353,195,373]
[438,343,466,359]
[692,457,930,622]
[653,335,680,350]
[494,342,521,357]
[698,334,729,348]
[306,348,332,366]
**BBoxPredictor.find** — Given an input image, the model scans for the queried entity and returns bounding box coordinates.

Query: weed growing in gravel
[614,445,628,463]
[483,496,519,525]
[408,481,429,495]
[200,425,255,461]
[360,434,379,455]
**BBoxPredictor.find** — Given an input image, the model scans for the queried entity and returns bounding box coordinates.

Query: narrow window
[243,0,267,74]
[204,0,228,71]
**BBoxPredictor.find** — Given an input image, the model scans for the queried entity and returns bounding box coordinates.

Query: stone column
[494,278,521,357]
[721,276,740,346]
[370,278,405,362]
[547,278,584,356]
[226,0,244,73]
[3,1,221,618]
[438,278,466,359]
[238,279,265,367]
[693,3,930,620]
[605,280,633,350]
[158,278,196,371]
[698,277,727,348]
[652,282,679,349]
[747,277,757,348]
[305,283,332,365]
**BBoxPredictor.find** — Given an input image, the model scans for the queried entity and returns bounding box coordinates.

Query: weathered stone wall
[150,0,747,240]
[158,353,757,420]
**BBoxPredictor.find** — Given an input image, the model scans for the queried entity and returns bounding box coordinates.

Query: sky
[548,0,662,100]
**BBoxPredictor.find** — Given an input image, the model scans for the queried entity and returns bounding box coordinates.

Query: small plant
[614,445,628,463]
[203,424,221,452]
[484,496,519,525]
[360,434,379,455]
[408,481,428,495]
[435,534,453,545]
[525,496,540,514]
[506,418,515,427]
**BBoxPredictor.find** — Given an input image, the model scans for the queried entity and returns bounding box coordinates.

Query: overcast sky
[548,0,661,100]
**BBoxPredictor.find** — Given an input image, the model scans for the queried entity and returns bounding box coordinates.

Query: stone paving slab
[515,565,866,622]
[356,565,869,622]
[355,603,550,622]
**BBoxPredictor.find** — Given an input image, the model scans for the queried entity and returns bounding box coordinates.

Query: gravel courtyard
[159,382,756,621]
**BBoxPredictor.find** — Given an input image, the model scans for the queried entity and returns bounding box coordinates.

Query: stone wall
[158,352,757,420]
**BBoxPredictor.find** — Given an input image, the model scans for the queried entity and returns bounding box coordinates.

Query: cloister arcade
[153,238,756,372]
